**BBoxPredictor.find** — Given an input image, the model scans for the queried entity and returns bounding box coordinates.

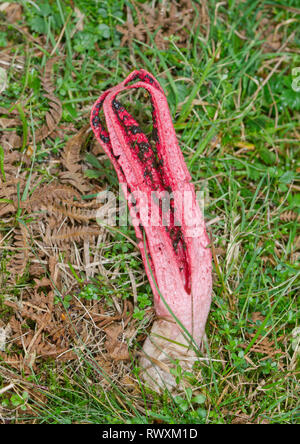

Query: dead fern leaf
[251,312,265,323]
[261,255,277,266]
[0,117,21,129]
[0,130,22,151]
[0,58,62,150]
[47,203,97,224]
[0,352,24,372]
[103,300,133,361]
[59,199,101,209]
[104,323,130,361]
[7,223,30,280]
[28,183,81,212]
[0,151,24,182]
[246,332,284,359]
[1,2,23,23]
[28,262,46,277]
[59,124,90,193]
[280,211,299,222]
[45,226,99,247]
[33,58,62,144]
[0,179,22,217]
[0,203,16,218]
[117,0,208,50]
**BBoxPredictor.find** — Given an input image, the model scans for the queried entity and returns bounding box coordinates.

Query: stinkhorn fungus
[90,70,212,391]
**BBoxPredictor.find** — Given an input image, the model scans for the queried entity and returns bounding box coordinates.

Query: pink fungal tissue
[91,70,212,391]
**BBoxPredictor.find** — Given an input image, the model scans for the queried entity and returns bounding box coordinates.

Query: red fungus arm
[90,71,212,391]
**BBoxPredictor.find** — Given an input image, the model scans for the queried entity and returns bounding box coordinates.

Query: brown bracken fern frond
[7,223,30,279]
[0,58,62,150]
[280,211,299,222]
[0,122,103,286]
[46,226,100,247]
[59,124,91,193]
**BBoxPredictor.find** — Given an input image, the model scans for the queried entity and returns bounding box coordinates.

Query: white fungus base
[140,319,203,392]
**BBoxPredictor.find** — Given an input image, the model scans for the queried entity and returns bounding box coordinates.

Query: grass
[0,0,299,424]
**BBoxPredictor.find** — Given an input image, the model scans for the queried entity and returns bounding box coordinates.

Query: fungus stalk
[90,70,212,391]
